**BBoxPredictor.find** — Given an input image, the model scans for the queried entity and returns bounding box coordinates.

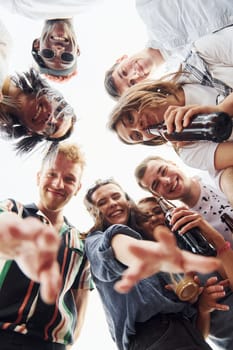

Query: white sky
[0,2,217,349]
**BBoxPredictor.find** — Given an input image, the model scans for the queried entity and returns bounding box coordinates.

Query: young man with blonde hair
[0,142,92,350]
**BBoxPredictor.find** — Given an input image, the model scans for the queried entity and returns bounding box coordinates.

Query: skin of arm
[163,93,233,170]
[0,211,61,304]
[112,227,220,294]
[164,91,233,134]
[66,288,90,349]
[197,277,229,338]
[218,166,233,208]
[171,207,233,289]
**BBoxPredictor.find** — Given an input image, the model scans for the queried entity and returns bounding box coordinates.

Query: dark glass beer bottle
[147,112,232,143]
[221,213,233,232]
[157,196,217,256]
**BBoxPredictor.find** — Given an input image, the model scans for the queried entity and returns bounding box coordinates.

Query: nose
[52,45,65,56]
[160,176,171,187]
[108,198,117,208]
[52,175,64,189]
[128,70,140,85]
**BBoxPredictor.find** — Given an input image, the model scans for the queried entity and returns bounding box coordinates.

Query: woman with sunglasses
[135,196,233,346]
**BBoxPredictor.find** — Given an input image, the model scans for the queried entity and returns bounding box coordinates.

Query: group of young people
[1,1,233,350]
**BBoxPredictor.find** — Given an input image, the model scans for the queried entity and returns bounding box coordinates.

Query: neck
[147,47,165,66]
[176,87,185,106]
[37,203,64,232]
[179,178,201,208]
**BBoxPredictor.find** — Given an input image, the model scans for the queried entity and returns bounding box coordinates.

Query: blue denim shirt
[85,224,196,350]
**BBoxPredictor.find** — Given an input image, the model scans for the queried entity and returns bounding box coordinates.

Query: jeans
[129,313,213,350]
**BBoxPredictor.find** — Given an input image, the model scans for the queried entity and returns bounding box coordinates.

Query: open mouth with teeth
[170,178,178,193]
[109,209,124,218]
[51,36,69,43]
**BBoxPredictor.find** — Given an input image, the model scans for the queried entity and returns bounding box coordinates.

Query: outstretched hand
[0,212,61,304]
[114,225,220,294]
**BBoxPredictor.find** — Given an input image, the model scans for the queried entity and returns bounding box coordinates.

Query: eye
[112,193,121,200]
[97,199,106,207]
[122,69,127,77]
[64,176,75,183]
[152,207,163,215]
[162,166,167,176]
[47,171,57,178]
[126,113,134,124]
[129,79,136,87]
[130,131,142,142]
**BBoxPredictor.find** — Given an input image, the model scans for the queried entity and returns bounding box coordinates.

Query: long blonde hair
[108,74,183,146]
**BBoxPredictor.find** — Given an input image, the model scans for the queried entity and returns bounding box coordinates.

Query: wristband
[218,241,231,255]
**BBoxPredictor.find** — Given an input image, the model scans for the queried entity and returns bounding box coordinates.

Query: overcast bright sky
[0,2,217,349]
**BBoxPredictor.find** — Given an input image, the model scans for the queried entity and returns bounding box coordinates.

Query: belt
[0,329,66,350]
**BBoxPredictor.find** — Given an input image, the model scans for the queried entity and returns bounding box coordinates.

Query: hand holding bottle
[157,197,217,256]
[170,206,226,248]
[148,109,232,143]
[163,103,228,134]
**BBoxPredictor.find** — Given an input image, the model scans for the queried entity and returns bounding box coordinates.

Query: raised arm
[113,226,220,293]
[170,207,233,289]
[0,212,61,304]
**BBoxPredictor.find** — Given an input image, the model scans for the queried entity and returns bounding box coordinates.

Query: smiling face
[34,19,79,72]
[139,159,191,200]
[137,199,165,240]
[115,107,166,144]
[91,183,130,225]
[112,54,154,95]
[37,152,82,212]
[16,90,74,139]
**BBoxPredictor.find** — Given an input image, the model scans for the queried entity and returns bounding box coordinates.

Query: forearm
[196,310,210,339]
[219,167,233,207]
[72,289,90,343]
[217,93,233,117]
[206,227,233,289]
[111,234,141,266]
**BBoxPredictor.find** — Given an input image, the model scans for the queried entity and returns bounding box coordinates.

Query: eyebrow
[117,70,123,80]
[150,165,163,191]
[117,69,131,89]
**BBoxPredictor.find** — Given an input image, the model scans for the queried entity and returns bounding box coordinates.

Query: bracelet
[217,241,231,255]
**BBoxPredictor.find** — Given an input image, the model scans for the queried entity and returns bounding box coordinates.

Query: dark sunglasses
[40,49,74,63]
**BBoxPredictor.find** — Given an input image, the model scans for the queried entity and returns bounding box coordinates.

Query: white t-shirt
[0,20,12,90]
[176,29,233,191]
[0,0,102,20]
[192,179,233,247]
[136,0,233,60]
[178,84,228,187]
[194,26,233,89]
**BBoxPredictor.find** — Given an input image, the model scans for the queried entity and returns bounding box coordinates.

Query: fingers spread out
[39,262,62,304]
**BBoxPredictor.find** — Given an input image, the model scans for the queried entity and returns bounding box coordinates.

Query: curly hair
[0,68,76,154]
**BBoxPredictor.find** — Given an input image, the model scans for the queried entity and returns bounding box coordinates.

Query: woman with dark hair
[0,67,76,154]
[0,18,76,154]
